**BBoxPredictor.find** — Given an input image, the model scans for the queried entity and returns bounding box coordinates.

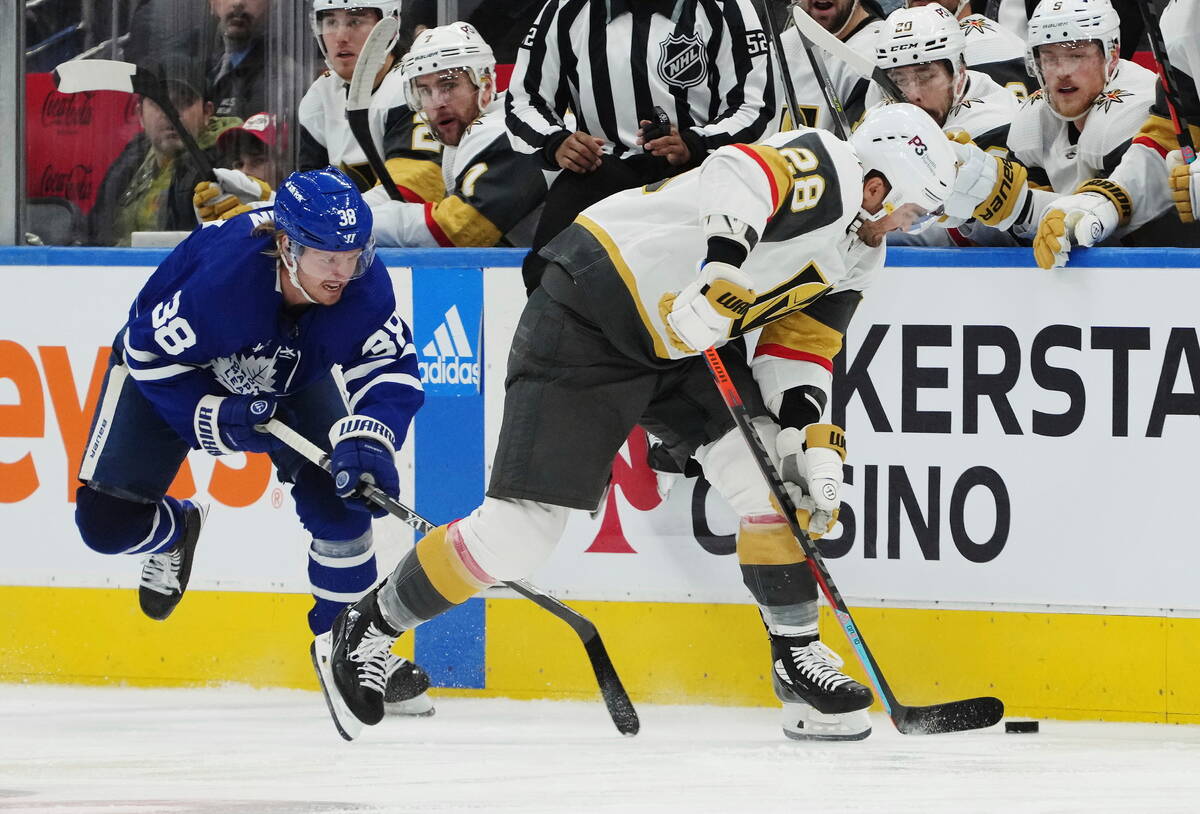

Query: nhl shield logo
[657,33,707,89]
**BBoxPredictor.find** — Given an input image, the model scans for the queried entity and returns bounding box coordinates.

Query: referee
[506,0,775,292]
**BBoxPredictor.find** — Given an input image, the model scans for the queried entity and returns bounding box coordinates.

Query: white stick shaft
[261,419,328,469]
[789,6,878,83]
[347,16,400,112]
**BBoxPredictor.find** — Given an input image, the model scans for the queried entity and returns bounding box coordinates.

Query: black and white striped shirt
[505,0,775,167]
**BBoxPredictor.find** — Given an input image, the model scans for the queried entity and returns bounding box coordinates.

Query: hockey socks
[307,532,378,636]
[736,513,818,619]
[375,522,495,633]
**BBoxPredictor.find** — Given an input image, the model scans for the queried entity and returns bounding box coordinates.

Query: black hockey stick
[702,348,1003,735]
[262,418,640,736]
[790,4,909,104]
[346,16,404,201]
[1135,0,1196,163]
[52,59,216,181]
[787,8,852,139]
[756,0,808,133]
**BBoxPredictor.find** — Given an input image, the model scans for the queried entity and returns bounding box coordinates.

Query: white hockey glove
[1032,179,1131,269]
[661,262,755,354]
[943,134,1030,229]
[775,423,846,539]
[193,168,272,223]
[1167,150,1199,223]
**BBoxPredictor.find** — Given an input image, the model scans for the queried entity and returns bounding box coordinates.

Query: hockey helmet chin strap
[280,245,320,305]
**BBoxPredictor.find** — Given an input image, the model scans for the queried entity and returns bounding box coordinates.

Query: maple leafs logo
[1093,88,1132,113]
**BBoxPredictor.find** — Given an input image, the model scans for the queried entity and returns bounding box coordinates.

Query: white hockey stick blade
[53,59,137,94]
[789,7,878,85]
[347,15,400,113]
[311,633,364,742]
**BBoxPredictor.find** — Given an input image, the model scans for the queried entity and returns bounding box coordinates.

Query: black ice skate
[138,501,208,621]
[771,635,873,741]
[384,658,435,717]
[311,592,402,740]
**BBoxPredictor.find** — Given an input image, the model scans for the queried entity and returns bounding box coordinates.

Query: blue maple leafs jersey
[118,210,423,450]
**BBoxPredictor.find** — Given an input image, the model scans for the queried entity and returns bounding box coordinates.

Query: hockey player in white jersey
[299,0,442,201]
[1135,0,1200,228]
[309,104,960,743]
[940,0,1171,265]
[867,4,1020,245]
[908,0,1037,98]
[366,23,551,247]
[871,5,1017,151]
[772,0,886,133]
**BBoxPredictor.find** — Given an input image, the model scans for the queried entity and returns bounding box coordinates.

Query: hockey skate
[384,658,435,717]
[771,635,873,741]
[312,592,402,740]
[138,501,208,621]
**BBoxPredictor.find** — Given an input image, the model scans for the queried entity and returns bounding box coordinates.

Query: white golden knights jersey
[1132,0,1200,172]
[771,18,884,134]
[958,14,1037,101]
[368,95,555,247]
[542,128,880,409]
[298,68,444,203]
[1009,59,1171,235]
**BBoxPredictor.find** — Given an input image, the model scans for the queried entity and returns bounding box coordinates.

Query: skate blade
[384,691,436,717]
[311,633,364,742]
[781,703,872,742]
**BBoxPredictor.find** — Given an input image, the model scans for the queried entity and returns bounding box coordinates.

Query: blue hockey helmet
[275,166,375,263]
[273,168,376,304]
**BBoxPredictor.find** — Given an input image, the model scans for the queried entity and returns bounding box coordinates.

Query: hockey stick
[52,59,216,181]
[790,5,909,104]
[788,10,852,139]
[701,348,1003,735]
[1135,0,1196,163]
[757,0,807,133]
[261,418,640,736]
[346,16,404,201]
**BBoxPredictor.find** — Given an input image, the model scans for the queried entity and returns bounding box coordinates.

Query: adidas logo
[418,305,480,387]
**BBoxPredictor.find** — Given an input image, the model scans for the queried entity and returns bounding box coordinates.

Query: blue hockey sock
[307,531,378,635]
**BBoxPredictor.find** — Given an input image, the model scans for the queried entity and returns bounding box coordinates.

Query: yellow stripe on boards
[3,585,1200,724]
[0,586,413,689]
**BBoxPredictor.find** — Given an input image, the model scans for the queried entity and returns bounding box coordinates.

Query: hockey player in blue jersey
[75,167,433,715]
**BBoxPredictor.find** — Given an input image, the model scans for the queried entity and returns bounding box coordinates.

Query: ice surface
[1,684,1198,813]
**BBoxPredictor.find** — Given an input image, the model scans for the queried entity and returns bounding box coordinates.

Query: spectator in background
[506,0,775,293]
[207,0,270,118]
[89,59,241,246]
[124,0,270,120]
[217,111,279,186]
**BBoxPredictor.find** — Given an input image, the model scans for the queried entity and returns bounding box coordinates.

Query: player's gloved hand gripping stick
[702,348,1004,735]
[261,418,640,736]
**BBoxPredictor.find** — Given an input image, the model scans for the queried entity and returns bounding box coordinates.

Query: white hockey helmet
[311,0,402,70]
[1025,0,1121,111]
[876,5,968,103]
[400,22,496,112]
[850,103,957,230]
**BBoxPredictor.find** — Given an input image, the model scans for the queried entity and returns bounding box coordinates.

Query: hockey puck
[1005,720,1039,734]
